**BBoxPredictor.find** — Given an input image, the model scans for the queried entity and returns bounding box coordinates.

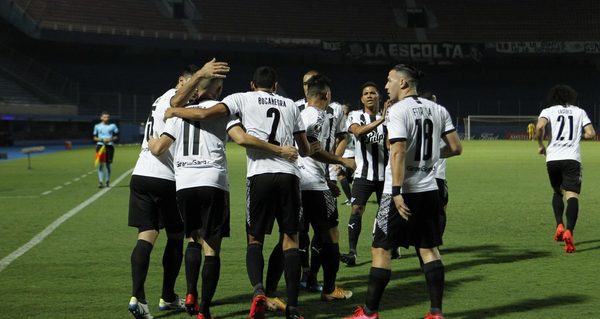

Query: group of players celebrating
[124,57,594,319]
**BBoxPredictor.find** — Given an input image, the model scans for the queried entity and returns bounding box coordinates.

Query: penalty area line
[0,168,133,273]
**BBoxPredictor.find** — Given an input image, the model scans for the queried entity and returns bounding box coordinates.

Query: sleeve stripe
[539,116,549,121]
[441,128,456,137]
[226,122,244,132]
[161,132,176,140]
[389,137,406,144]
[221,103,232,116]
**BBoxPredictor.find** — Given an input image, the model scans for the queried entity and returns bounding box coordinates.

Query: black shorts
[436,178,449,207]
[128,175,183,233]
[372,191,442,250]
[301,190,339,233]
[351,178,384,206]
[547,160,582,194]
[246,173,301,237]
[176,186,230,239]
[96,144,115,163]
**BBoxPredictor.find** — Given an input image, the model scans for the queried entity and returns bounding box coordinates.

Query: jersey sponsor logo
[258,96,287,107]
[361,130,385,144]
[407,165,434,173]
[175,159,214,167]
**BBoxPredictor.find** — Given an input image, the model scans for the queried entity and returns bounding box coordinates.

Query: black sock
[309,235,322,275]
[185,242,202,296]
[266,242,284,296]
[131,239,153,302]
[162,239,183,301]
[200,256,220,317]
[423,260,444,313]
[321,242,340,294]
[340,178,352,201]
[299,232,310,269]
[246,243,264,293]
[566,198,579,233]
[552,192,565,225]
[283,248,301,307]
[348,214,362,253]
[364,267,391,315]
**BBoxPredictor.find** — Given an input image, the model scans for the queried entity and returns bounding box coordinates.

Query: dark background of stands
[1,0,599,144]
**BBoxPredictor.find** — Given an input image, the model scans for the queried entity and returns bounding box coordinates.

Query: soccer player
[341,82,388,266]
[345,64,462,319]
[527,122,535,140]
[150,73,299,319]
[164,66,313,319]
[93,111,118,188]
[535,84,596,253]
[297,74,356,303]
[127,61,230,319]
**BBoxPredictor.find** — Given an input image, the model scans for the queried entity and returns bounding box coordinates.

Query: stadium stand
[0,72,43,105]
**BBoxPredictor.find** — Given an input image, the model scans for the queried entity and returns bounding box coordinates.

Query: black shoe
[305,272,323,292]
[286,306,304,319]
[98,182,105,188]
[340,252,357,266]
[105,181,110,187]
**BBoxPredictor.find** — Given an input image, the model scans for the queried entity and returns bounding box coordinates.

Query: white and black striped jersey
[132,88,176,181]
[326,102,347,180]
[348,111,388,181]
[294,98,307,111]
[383,96,455,194]
[223,91,305,178]
[539,105,592,163]
[298,105,331,191]
[161,100,238,191]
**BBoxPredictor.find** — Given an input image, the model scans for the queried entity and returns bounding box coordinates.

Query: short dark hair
[392,64,424,87]
[253,66,278,89]
[420,91,435,101]
[181,64,199,77]
[361,81,379,93]
[101,110,110,116]
[547,84,577,106]
[306,74,331,100]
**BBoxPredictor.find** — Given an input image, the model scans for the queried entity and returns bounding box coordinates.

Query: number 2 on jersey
[556,115,574,141]
[266,108,281,145]
[414,119,433,161]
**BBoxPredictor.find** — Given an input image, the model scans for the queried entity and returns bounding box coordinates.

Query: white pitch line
[81,174,87,178]
[41,191,52,196]
[0,168,133,273]
[53,186,62,191]
[73,178,80,182]
[64,182,71,186]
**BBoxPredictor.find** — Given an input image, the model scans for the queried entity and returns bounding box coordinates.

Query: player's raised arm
[440,131,462,158]
[309,145,356,171]
[147,133,174,156]
[583,123,596,140]
[228,124,298,162]
[170,58,230,108]
[535,117,548,155]
[164,103,229,121]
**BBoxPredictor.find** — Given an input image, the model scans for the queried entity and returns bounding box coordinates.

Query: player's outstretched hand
[164,107,175,121]
[538,145,546,156]
[279,145,299,162]
[393,194,411,220]
[383,99,397,117]
[342,158,356,172]
[197,58,230,79]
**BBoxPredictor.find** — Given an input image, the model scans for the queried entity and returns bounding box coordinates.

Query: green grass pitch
[0,140,598,318]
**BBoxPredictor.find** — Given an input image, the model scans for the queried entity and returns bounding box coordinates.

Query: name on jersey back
[412,106,433,116]
[258,96,287,107]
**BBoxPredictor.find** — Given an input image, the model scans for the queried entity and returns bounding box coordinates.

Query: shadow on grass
[299,276,482,319]
[152,309,186,318]
[446,294,589,319]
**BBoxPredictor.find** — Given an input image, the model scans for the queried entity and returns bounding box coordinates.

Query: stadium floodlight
[464,115,539,140]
